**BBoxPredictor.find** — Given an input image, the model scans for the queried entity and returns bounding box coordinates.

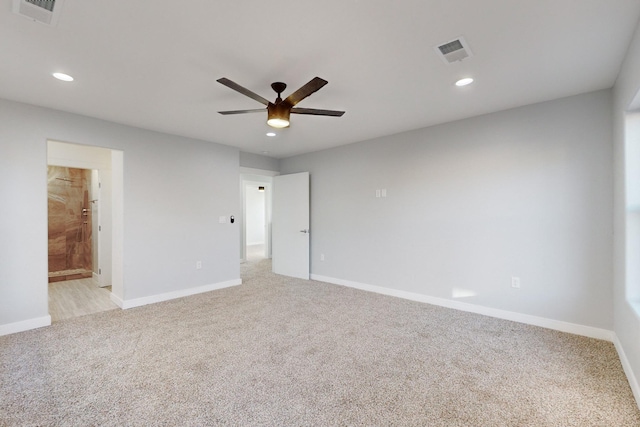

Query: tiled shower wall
[47,166,93,281]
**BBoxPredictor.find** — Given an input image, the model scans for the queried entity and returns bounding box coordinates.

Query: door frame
[47,140,124,304]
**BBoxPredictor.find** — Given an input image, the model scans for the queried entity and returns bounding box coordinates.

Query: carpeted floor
[1,259,639,426]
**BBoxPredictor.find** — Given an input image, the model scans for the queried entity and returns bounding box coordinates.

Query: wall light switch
[375,189,381,198]
[511,277,521,288]
[381,189,387,197]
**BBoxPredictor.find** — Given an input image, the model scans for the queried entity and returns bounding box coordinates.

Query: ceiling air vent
[12,0,66,26]
[435,36,473,64]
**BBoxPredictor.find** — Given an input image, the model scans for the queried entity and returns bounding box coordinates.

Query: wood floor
[48,278,119,322]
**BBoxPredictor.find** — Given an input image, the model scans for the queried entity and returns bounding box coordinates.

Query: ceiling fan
[217,77,345,129]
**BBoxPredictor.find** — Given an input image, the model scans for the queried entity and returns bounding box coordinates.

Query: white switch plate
[375,189,381,198]
[219,216,227,223]
[320,253,325,261]
[381,189,387,197]
[511,277,521,288]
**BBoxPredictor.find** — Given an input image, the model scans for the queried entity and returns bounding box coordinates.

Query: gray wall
[0,98,240,328]
[613,20,640,401]
[240,151,280,172]
[281,90,613,329]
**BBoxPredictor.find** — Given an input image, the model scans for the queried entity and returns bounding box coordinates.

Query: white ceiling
[1,1,639,159]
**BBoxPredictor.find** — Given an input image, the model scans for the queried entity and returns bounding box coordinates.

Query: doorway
[245,183,268,261]
[47,140,124,321]
[240,169,277,263]
[242,180,271,262]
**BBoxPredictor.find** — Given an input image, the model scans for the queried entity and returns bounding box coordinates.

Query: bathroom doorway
[47,165,94,282]
[47,165,117,320]
[47,140,123,321]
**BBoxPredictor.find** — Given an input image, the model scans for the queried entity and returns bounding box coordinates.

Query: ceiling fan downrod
[271,82,287,103]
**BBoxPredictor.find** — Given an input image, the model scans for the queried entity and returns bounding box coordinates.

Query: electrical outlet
[196,261,202,270]
[511,277,521,288]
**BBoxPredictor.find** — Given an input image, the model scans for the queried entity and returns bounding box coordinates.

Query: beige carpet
[1,259,639,426]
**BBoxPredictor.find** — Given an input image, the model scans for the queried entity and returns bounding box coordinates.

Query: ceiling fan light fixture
[267,103,291,128]
[267,118,290,128]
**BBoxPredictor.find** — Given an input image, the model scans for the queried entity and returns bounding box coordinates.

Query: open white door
[272,172,309,279]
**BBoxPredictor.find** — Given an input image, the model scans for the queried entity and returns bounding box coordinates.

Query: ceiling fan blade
[283,77,328,107]
[218,108,266,115]
[291,107,345,117]
[217,78,270,106]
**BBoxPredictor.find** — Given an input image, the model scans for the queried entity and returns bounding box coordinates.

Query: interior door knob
[300,229,309,233]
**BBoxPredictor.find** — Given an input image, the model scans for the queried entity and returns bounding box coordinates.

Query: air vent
[435,36,473,64]
[12,0,65,26]
[27,0,54,12]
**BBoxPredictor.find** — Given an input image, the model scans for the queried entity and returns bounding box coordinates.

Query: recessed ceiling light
[455,77,474,87]
[266,132,276,137]
[52,72,74,82]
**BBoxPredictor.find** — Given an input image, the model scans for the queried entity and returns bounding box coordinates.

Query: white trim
[613,334,640,409]
[0,315,51,336]
[116,279,242,310]
[628,299,640,322]
[311,274,614,342]
[110,292,124,308]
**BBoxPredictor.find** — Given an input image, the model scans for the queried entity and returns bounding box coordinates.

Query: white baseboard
[110,292,124,308]
[613,334,640,409]
[117,279,243,310]
[0,315,51,336]
[310,274,614,342]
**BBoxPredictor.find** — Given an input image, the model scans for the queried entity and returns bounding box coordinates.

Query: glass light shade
[267,118,290,128]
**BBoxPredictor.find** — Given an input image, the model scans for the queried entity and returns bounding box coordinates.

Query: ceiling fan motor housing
[267,102,291,128]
